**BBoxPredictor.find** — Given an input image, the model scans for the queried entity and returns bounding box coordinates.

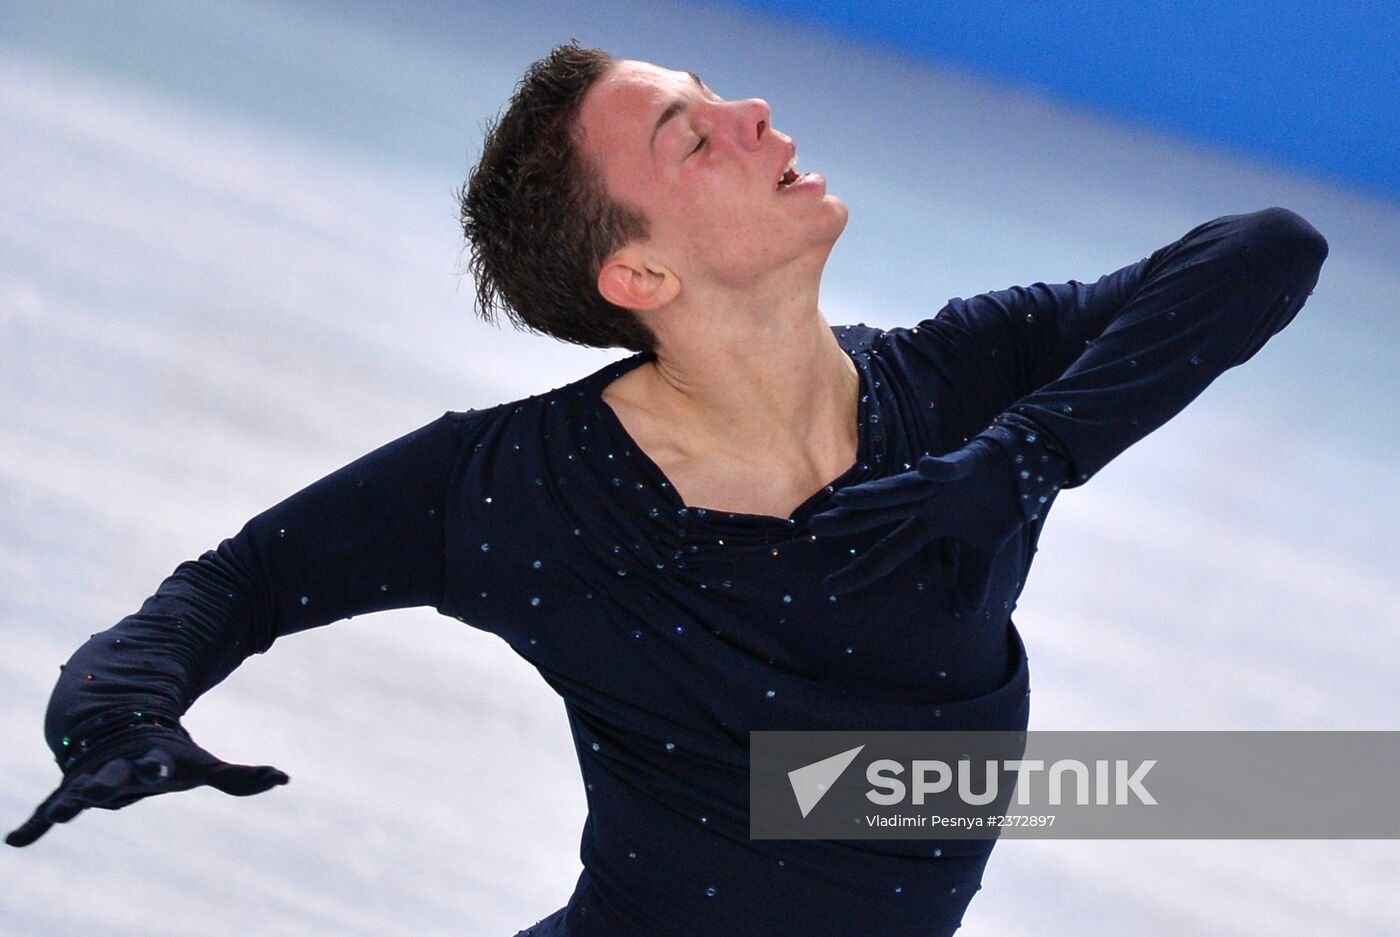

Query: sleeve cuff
[977,411,1073,524]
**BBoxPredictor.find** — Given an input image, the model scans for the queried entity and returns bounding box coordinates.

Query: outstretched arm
[8,407,493,845]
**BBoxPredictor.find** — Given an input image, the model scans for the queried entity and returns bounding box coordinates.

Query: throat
[599,355,863,521]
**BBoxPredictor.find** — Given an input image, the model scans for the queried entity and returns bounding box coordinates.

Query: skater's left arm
[894,206,1330,488]
[817,208,1329,598]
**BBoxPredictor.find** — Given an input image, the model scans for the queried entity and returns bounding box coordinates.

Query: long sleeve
[42,408,491,775]
[908,207,1329,490]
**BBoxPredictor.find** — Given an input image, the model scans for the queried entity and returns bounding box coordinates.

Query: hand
[809,437,1023,610]
[6,723,289,848]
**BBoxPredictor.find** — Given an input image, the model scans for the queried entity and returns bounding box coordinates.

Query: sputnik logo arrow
[787,745,866,818]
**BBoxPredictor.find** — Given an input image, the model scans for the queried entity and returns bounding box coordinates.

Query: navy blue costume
[16,208,1328,936]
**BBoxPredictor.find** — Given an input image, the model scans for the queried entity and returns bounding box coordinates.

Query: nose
[737,97,770,150]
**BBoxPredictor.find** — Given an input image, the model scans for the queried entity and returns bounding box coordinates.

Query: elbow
[1250,206,1330,276]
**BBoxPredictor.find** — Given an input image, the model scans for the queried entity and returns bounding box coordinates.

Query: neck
[639,291,860,469]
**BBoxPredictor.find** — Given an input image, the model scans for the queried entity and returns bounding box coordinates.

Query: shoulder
[830,321,886,354]
[441,351,628,458]
[859,309,964,380]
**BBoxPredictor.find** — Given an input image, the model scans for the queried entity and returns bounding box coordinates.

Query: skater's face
[575,58,847,307]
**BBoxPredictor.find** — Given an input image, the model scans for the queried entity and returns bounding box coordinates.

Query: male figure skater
[8,42,1328,937]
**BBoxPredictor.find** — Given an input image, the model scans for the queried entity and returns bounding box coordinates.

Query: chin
[821,196,851,238]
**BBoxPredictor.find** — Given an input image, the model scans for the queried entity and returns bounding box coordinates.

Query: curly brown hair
[457,42,659,354]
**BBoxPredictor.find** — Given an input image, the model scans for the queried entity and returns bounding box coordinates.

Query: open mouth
[776,152,802,189]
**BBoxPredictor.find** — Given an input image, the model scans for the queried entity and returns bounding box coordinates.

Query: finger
[72,759,134,808]
[92,758,134,786]
[823,519,932,595]
[5,813,53,848]
[822,518,930,596]
[916,451,978,484]
[200,762,290,797]
[99,791,151,811]
[830,473,933,512]
[810,500,922,538]
[6,789,62,847]
[41,791,89,825]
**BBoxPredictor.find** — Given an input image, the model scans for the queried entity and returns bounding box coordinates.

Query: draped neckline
[586,328,878,528]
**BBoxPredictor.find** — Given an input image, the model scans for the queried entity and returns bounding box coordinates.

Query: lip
[774,142,797,187]
[776,171,825,195]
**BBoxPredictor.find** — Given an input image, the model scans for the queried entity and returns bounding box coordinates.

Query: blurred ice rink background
[2,2,1397,935]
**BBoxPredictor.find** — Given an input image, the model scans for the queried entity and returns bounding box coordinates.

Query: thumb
[200,761,290,797]
[916,450,978,484]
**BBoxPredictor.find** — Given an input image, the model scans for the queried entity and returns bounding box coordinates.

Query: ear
[597,249,679,311]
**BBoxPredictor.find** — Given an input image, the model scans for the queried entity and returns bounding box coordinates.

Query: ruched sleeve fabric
[887,207,1328,490]
[41,407,501,774]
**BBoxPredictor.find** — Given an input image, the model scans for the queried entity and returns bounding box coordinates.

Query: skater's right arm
[7,407,494,847]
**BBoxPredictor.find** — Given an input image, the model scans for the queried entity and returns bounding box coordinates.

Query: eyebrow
[649,70,706,160]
